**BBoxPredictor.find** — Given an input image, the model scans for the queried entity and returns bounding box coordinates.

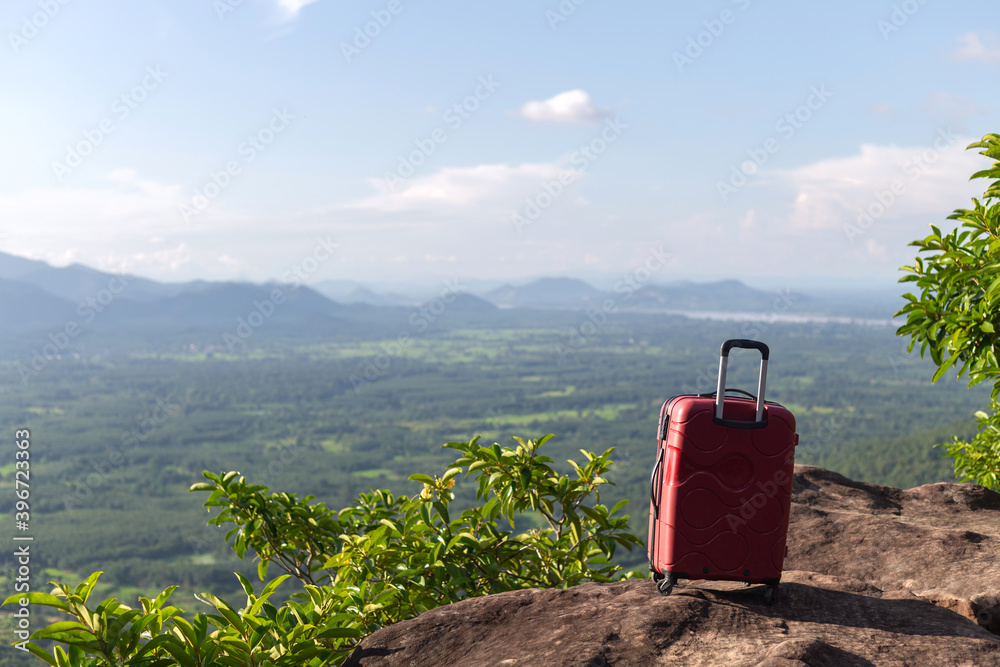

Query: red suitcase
[648,339,797,603]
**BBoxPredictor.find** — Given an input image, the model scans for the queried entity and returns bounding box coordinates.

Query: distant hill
[97,282,342,326]
[341,287,417,307]
[479,277,817,315]
[623,280,813,313]
[0,278,76,326]
[484,277,605,308]
[311,279,370,303]
[0,250,897,340]
[0,252,50,280]
[0,252,355,336]
[410,293,499,331]
[0,251,193,303]
[443,293,498,314]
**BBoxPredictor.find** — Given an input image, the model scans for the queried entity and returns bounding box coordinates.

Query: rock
[345,575,999,666]
[345,466,1000,666]
[786,464,1000,633]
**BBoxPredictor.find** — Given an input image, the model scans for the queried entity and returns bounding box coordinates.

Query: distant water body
[645,309,900,328]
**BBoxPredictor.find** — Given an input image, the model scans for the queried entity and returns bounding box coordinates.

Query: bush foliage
[897,133,1000,489]
[4,435,643,665]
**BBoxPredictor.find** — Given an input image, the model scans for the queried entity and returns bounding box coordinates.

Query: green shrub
[897,133,1000,489]
[5,435,643,665]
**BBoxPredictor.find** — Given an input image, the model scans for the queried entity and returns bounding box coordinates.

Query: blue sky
[1,0,998,291]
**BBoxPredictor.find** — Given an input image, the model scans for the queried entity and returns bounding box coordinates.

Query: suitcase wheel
[763,584,778,605]
[656,573,676,596]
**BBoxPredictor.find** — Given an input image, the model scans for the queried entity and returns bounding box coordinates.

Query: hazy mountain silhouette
[624,280,809,313]
[0,251,892,338]
[0,278,76,326]
[484,277,605,308]
[340,287,418,307]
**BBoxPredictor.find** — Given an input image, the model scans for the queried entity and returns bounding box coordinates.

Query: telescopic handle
[715,339,769,423]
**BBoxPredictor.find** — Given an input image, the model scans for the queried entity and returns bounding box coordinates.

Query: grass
[351,468,402,480]
[318,439,349,454]
[533,386,577,397]
[397,403,638,433]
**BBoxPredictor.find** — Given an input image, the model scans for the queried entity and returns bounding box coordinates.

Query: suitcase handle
[649,450,662,518]
[715,339,769,424]
[700,388,757,401]
[721,339,770,360]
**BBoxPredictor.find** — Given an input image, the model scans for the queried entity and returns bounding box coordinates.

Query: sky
[1,0,998,292]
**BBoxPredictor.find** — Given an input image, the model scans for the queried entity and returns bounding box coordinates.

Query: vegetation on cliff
[898,133,1000,490]
[4,435,643,665]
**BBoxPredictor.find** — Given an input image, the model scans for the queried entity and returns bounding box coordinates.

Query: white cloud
[949,31,1000,64]
[114,243,194,274]
[0,171,249,279]
[347,162,582,213]
[865,239,887,259]
[737,209,758,241]
[518,90,610,126]
[870,103,896,116]
[778,136,983,232]
[0,170,180,235]
[276,0,320,18]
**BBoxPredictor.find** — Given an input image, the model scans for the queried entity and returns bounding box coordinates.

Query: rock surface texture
[786,464,1000,635]
[345,465,1000,666]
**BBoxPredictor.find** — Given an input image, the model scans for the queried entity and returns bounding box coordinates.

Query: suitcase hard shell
[647,339,797,603]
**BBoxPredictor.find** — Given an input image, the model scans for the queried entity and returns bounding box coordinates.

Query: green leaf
[610,499,629,515]
[316,627,363,639]
[23,644,58,666]
[235,572,254,598]
[931,353,959,383]
[536,434,556,448]
[33,621,93,638]
[2,592,71,613]
[519,468,531,492]
[408,474,435,485]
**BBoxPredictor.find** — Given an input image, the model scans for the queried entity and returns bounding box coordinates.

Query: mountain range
[0,251,899,343]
